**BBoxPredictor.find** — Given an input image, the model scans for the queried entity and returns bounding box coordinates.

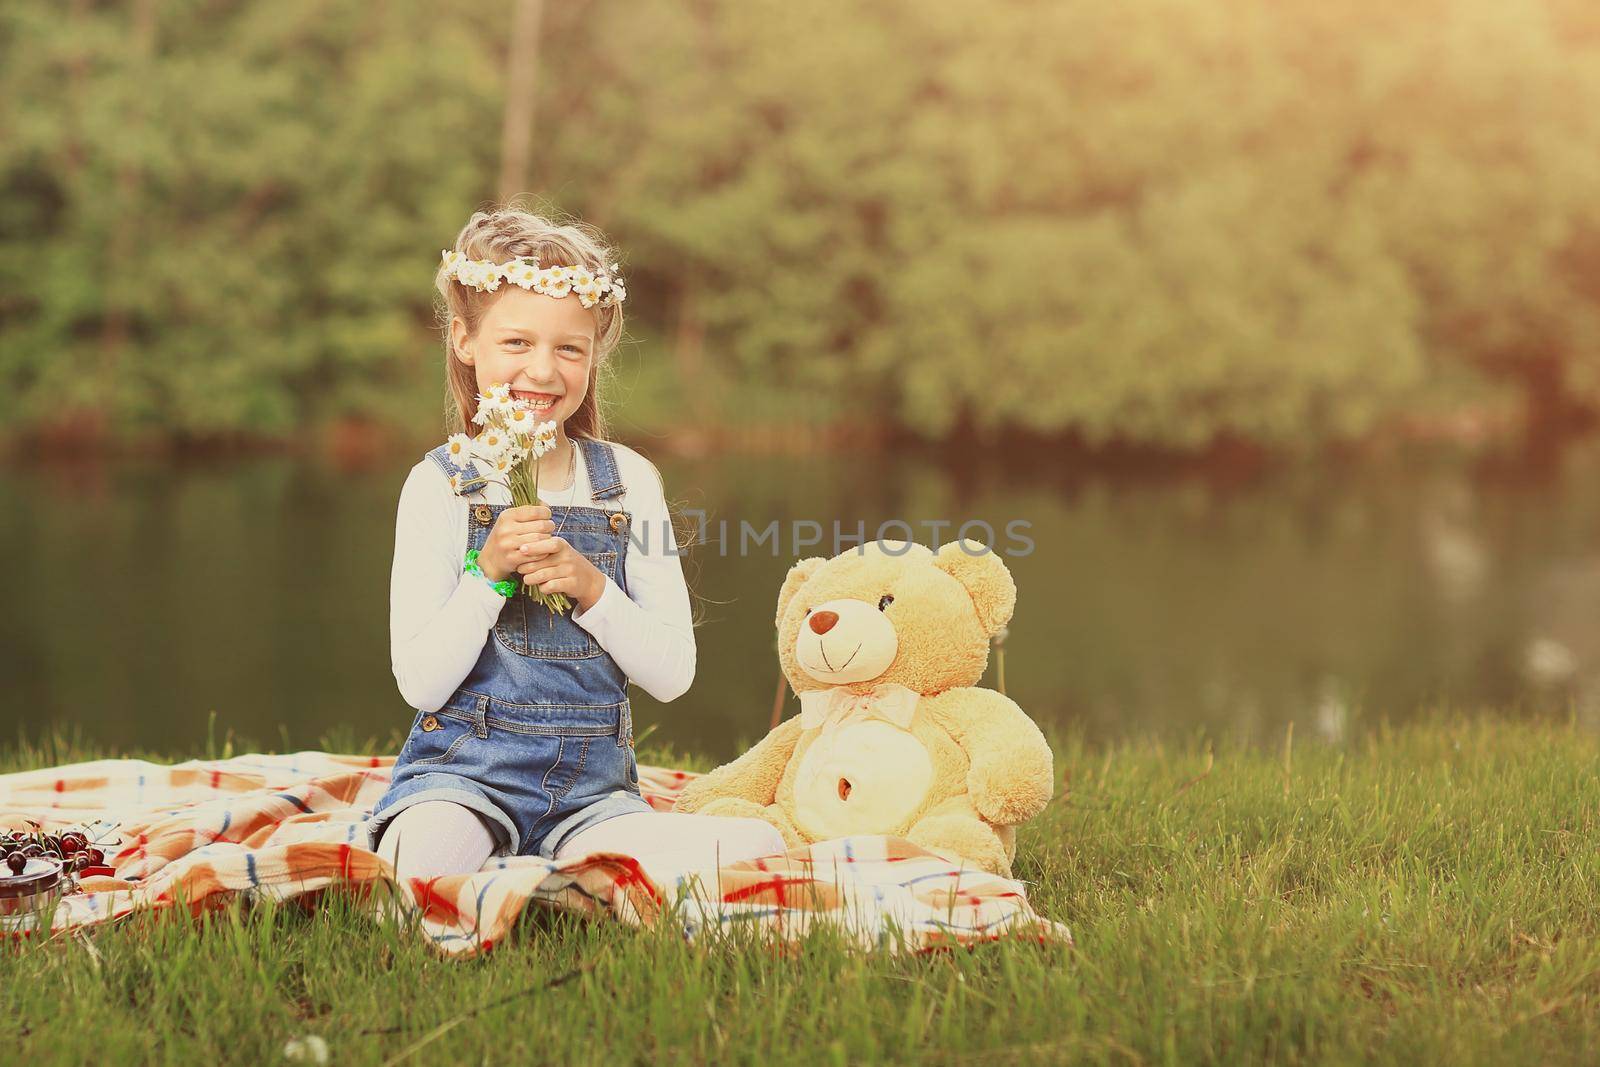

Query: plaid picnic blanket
[0,752,1070,956]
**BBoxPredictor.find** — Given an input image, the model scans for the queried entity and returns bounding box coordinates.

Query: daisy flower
[475,384,513,421]
[444,432,474,466]
[465,261,502,292]
[504,405,536,434]
[536,266,572,299]
[570,266,601,306]
[532,420,559,458]
[507,259,540,289]
[473,427,511,462]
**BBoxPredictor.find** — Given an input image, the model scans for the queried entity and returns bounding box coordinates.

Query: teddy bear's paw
[971,777,1053,826]
[907,812,1012,878]
[962,720,1055,825]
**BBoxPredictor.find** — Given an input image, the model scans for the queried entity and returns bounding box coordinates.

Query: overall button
[608,512,627,534]
[420,715,440,732]
[474,505,493,523]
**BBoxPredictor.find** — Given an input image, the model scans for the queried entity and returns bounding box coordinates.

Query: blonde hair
[435,203,625,440]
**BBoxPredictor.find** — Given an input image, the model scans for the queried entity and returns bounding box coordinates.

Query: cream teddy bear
[674,539,1054,876]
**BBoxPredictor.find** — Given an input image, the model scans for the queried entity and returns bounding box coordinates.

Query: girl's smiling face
[452,285,597,426]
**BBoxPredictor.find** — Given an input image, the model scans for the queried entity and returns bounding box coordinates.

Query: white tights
[374,800,502,883]
[375,799,788,884]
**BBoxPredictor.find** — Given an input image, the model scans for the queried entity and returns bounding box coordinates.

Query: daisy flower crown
[440,250,626,309]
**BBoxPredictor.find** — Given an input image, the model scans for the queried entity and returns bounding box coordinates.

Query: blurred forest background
[3,0,1599,455]
[6,1,1600,755]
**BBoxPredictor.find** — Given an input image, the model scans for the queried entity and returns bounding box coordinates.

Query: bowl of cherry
[0,829,115,917]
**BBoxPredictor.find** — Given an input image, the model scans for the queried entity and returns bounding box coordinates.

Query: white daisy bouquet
[446,382,571,613]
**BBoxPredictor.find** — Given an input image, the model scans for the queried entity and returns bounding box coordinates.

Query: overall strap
[578,437,625,501]
[425,443,488,495]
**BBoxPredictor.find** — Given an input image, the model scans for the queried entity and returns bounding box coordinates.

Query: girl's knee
[726,817,787,859]
[373,800,497,879]
[374,806,429,869]
[373,811,411,864]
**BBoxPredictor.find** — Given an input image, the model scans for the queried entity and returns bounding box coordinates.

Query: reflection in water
[1313,678,1350,745]
[3,445,1600,759]
[1420,477,1489,606]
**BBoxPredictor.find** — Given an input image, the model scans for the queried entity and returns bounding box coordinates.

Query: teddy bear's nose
[809,610,839,634]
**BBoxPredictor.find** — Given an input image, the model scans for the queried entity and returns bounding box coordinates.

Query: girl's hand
[477,505,555,582]
[516,535,607,612]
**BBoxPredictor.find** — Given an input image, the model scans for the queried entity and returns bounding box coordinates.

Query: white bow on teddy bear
[797,683,920,734]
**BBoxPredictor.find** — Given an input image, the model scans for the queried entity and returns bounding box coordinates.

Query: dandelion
[282,1036,329,1065]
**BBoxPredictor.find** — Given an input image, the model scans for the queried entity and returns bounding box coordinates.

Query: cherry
[5,852,25,876]
[84,848,104,866]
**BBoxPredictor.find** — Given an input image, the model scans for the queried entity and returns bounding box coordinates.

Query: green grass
[3,716,1599,1065]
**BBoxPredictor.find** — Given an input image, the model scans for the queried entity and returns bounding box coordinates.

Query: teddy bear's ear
[933,539,1016,637]
[774,556,826,629]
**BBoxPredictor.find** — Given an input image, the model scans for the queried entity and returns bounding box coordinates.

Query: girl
[368,207,785,882]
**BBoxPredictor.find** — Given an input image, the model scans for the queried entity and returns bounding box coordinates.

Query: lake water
[4,444,1599,761]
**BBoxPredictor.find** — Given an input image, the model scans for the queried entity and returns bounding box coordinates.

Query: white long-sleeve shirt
[388,440,695,712]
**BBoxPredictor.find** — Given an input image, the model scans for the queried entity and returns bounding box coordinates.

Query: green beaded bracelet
[464,548,518,598]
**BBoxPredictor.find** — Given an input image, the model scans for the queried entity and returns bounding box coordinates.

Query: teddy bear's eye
[877,594,894,611]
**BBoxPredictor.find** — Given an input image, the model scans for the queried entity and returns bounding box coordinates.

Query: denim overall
[367,436,653,860]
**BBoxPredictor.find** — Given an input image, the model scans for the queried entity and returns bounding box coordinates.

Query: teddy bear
[674,538,1054,877]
